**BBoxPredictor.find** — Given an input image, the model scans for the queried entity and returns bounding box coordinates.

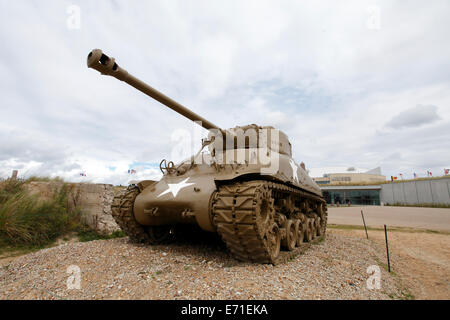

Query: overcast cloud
[385,104,441,129]
[0,0,449,184]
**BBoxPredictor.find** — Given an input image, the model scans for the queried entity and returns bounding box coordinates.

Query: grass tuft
[25,176,65,183]
[0,177,128,258]
[385,202,450,209]
[327,224,450,235]
[0,179,82,247]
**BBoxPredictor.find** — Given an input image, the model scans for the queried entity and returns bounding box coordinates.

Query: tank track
[111,187,151,243]
[111,186,175,244]
[212,180,327,265]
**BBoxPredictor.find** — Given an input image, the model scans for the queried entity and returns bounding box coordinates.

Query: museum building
[309,166,386,205]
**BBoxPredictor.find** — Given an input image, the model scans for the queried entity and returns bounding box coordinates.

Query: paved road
[327,206,450,232]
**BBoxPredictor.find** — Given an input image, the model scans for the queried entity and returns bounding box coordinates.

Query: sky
[0,0,449,185]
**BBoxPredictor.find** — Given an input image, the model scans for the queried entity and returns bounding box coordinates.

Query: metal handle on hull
[87,49,220,131]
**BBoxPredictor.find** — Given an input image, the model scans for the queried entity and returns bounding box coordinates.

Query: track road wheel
[265,223,281,262]
[304,218,314,242]
[321,210,328,236]
[294,219,305,246]
[310,217,318,239]
[281,219,297,251]
[315,216,323,237]
[147,226,174,244]
[318,203,328,236]
[321,216,328,236]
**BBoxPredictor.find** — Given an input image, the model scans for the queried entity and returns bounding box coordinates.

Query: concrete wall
[380,178,450,205]
[25,182,120,234]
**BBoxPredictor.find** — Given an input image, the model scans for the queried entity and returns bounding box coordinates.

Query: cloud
[385,104,441,129]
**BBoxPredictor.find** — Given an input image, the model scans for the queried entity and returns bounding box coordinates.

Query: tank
[87,49,327,264]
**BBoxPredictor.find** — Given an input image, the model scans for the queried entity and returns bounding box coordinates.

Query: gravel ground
[0,230,403,300]
[331,228,450,299]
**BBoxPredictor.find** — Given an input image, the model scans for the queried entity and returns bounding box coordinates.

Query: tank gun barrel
[87,49,220,131]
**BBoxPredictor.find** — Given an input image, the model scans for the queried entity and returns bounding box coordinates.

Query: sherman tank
[87,49,327,264]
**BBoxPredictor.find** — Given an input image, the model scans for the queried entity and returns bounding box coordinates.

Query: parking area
[327,206,450,232]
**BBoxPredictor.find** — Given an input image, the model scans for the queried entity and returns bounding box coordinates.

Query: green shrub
[25,176,65,183]
[76,226,125,242]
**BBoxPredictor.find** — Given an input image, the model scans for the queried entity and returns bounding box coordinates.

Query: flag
[445,168,449,175]
[391,176,398,181]
[413,172,417,179]
[79,172,86,177]
[427,170,432,177]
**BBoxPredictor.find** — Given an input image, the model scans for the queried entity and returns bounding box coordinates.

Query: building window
[331,177,351,182]
[323,189,380,205]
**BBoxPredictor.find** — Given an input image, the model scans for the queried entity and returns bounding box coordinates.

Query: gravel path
[0,231,403,300]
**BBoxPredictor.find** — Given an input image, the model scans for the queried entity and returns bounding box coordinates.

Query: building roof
[308,166,382,178]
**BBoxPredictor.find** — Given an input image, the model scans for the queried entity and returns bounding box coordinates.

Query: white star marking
[157,178,195,198]
[289,159,299,183]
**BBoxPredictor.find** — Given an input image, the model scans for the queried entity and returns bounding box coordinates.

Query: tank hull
[134,174,217,231]
[133,149,323,233]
